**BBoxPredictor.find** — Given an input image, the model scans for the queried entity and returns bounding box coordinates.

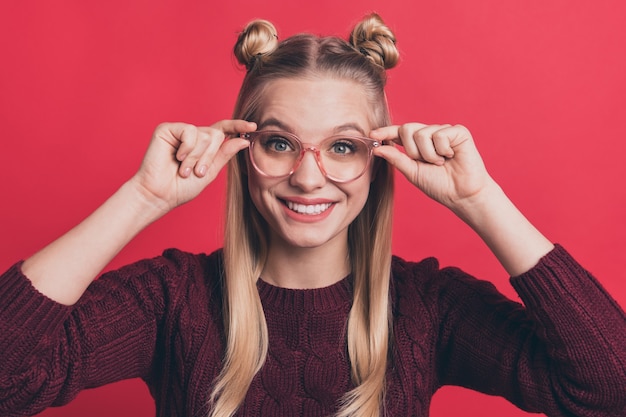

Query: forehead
[257,77,374,134]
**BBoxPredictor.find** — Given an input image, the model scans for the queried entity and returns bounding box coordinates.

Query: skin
[370,122,554,276]
[21,121,255,304]
[21,75,553,305]
[247,78,375,288]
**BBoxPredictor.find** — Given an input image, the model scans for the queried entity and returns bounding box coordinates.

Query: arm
[371,123,552,275]
[433,246,626,416]
[0,120,253,414]
[449,179,554,276]
[373,123,626,414]
[0,249,204,416]
[22,120,254,305]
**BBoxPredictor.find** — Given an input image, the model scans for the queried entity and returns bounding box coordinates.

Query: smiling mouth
[285,201,333,215]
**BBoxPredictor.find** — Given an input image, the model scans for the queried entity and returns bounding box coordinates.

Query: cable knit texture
[0,245,625,416]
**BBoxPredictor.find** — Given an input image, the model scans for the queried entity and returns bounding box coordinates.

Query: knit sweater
[0,245,625,416]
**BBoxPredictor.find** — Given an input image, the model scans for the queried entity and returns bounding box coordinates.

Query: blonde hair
[210,13,398,417]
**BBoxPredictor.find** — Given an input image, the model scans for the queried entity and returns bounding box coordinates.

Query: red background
[1,1,625,416]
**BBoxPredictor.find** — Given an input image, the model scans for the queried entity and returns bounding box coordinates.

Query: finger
[178,125,220,178]
[370,125,400,142]
[185,120,256,178]
[153,123,199,164]
[439,124,473,149]
[370,123,428,143]
[201,138,250,180]
[373,145,419,183]
[194,134,246,178]
[414,124,450,165]
[172,124,198,164]
[185,129,219,177]
[205,119,257,136]
[432,127,456,159]
[372,123,431,161]
[399,124,422,161]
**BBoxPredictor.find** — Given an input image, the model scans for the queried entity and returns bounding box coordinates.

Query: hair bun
[234,20,279,69]
[350,13,399,69]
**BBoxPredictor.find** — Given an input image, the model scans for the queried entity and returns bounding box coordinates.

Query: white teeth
[286,201,332,215]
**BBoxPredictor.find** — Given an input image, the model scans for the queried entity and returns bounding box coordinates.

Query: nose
[289,148,327,191]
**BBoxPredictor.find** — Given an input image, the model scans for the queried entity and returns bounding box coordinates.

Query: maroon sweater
[0,245,625,416]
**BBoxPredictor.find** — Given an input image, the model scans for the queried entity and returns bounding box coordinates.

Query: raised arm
[371,123,553,276]
[21,120,254,305]
[373,123,626,414]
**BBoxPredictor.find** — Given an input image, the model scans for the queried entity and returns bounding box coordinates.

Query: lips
[285,201,333,215]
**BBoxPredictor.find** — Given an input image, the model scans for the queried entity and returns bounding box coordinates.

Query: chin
[283,234,334,249]
[273,224,347,250]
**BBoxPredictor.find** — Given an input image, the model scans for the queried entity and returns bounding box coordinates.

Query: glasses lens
[248,132,373,182]
[319,137,370,181]
[250,132,301,177]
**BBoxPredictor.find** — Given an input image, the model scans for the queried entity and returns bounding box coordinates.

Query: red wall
[1,1,624,416]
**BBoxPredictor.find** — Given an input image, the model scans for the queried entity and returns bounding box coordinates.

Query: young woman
[1,13,624,417]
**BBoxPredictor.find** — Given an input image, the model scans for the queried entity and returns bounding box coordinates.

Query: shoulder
[95,247,221,282]
[390,254,476,297]
[88,248,225,306]
[160,247,223,278]
[389,255,446,324]
[390,254,512,321]
[391,254,503,295]
[152,247,224,295]
[391,254,440,283]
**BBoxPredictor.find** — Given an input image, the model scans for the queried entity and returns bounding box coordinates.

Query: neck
[261,235,351,289]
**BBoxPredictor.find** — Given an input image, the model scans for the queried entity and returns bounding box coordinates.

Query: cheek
[246,168,281,216]
[344,176,373,212]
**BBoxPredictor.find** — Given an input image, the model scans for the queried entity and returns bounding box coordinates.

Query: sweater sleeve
[434,245,626,416]
[0,250,199,416]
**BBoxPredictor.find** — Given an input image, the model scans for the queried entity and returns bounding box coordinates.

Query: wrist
[448,178,504,224]
[448,179,554,276]
[125,176,172,221]
[21,179,171,305]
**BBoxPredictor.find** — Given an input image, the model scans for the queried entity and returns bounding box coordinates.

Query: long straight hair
[210,29,396,417]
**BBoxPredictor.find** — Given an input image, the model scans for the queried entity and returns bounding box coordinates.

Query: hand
[131,120,255,213]
[20,119,256,304]
[371,123,494,210]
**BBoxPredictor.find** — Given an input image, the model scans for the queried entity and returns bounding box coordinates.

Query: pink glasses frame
[240,130,383,183]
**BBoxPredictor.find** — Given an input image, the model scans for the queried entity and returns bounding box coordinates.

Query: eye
[262,135,296,153]
[329,139,358,155]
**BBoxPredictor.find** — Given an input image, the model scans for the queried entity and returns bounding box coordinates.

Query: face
[247,77,375,251]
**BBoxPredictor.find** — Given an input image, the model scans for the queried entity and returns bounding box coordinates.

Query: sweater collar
[257,275,353,313]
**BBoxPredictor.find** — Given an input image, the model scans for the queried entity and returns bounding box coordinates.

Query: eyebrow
[257,118,291,131]
[257,118,366,136]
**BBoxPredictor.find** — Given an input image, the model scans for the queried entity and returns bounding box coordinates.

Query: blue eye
[330,140,357,154]
[264,136,295,152]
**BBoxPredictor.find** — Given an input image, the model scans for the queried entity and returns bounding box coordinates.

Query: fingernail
[198,165,207,176]
[183,167,191,177]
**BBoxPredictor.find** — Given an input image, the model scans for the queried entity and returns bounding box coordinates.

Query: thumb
[221,137,250,158]
[210,137,250,173]
[374,145,419,182]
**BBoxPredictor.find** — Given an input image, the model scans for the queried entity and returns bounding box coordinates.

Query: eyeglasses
[240,130,383,183]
